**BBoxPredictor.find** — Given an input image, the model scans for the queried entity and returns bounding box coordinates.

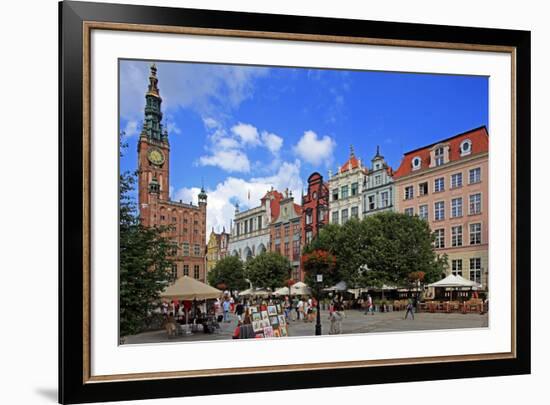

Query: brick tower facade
[137,64,208,282]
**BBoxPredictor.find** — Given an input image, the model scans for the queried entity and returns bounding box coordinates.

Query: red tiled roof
[339,155,360,173]
[393,126,489,179]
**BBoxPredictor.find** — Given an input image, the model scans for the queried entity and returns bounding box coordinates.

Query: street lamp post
[315,273,323,335]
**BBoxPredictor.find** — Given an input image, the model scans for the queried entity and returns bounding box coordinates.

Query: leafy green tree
[119,137,174,337]
[305,212,446,288]
[245,252,291,291]
[207,256,248,293]
[361,212,447,286]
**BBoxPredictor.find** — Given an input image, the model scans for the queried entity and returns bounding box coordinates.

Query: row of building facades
[137,64,488,288]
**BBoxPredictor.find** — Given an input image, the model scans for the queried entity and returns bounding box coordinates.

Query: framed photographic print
[269,316,280,327]
[60,0,530,403]
[263,326,275,338]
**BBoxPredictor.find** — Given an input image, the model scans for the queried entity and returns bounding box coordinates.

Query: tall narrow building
[137,64,208,282]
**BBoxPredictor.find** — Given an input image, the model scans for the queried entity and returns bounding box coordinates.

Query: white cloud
[231,123,260,147]
[198,150,251,173]
[293,130,336,166]
[173,160,303,233]
[122,120,139,137]
[260,131,283,155]
[119,61,269,124]
[198,120,285,173]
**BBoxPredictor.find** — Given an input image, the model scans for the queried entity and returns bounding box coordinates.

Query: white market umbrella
[160,276,222,300]
[427,274,481,300]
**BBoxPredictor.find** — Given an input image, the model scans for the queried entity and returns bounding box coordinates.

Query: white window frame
[469,193,482,215]
[419,204,428,220]
[434,201,445,221]
[451,172,463,189]
[434,177,445,193]
[451,197,463,218]
[469,167,481,184]
[404,185,414,200]
[469,223,482,245]
[451,225,463,247]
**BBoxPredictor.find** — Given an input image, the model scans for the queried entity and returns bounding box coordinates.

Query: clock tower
[134,63,208,282]
[137,64,170,226]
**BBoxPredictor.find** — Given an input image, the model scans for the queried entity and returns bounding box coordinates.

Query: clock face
[147,148,165,165]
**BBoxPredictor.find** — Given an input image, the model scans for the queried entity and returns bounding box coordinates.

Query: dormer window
[412,156,422,170]
[460,139,472,156]
[435,147,444,166]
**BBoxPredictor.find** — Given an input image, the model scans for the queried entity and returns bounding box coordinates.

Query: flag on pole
[248,190,251,201]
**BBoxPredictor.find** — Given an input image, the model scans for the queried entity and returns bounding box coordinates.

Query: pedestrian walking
[329,303,344,335]
[223,298,231,322]
[365,294,374,315]
[404,297,415,320]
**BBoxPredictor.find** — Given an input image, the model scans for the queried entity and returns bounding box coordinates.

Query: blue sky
[119,60,488,234]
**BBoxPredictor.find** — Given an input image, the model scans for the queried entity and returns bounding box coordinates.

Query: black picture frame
[59,1,531,403]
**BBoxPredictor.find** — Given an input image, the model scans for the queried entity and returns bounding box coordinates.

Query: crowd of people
[159,292,426,338]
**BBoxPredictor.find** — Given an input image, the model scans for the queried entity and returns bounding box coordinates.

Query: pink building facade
[393,127,489,288]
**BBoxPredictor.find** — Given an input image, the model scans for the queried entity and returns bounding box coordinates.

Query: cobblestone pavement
[123,309,488,344]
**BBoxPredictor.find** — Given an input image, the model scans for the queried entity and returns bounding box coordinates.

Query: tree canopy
[207,255,248,292]
[305,212,447,288]
[245,252,291,291]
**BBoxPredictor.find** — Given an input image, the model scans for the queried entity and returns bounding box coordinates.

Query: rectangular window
[284,242,290,256]
[469,258,482,283]
[341,185,349,199]
[171,263,178,280]
[451,197,463,218]
[183,265,189,276]
[375,175,381,186]
[293,222,300,234]
[368,195,375,210]
[258,215,262,230]
[182,242,190,256]
[435,147,444,166]
[404,207,414,216]
[306,210,313,225]
[193,265,200,279]
[244,221,248,234]
[419,182,428,196]
[451,172,463,188]
[351,182,358,196]
[470,223,482,245]
[332,211,339,224]
[434,229,445,248]
[434,201,445,221]
[434,177,445,192]
[275,226,281,239]
[284,224,290,237]
[194,244,201,256]
[469,193,482,215]
[305,231,313,245]
[351,206,359,218]
[469,167,481,184]
[332,189,339,201]
[452,259,463,276]
[341,208,349,224]
[405,185,414,200]
[419,204,428,220]
[275,243,281,254]
[170,241,178,256]
[293,240,300,260]
[381,191,389,208]
[451,225,463,247]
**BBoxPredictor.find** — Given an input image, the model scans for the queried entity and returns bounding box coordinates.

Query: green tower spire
[142,63,167,142]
